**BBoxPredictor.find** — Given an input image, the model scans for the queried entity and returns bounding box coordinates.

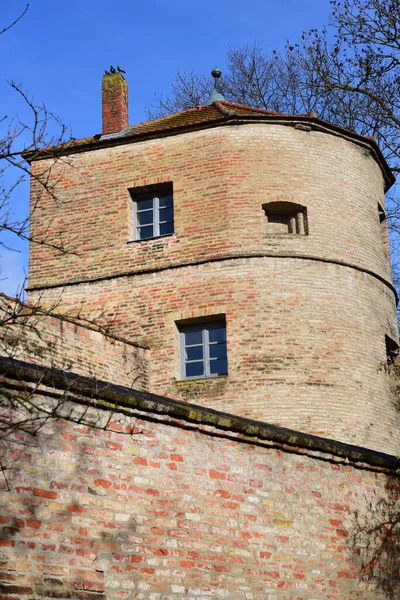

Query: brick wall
[0,296,149,390]
[27,122,399,454]
[28,258,400,455]
[0,376,398,600]
[28,124,394,289]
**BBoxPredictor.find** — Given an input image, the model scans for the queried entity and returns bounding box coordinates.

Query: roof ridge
[213,101,237,117]
[130,101,278,132]
[217,100,278,115]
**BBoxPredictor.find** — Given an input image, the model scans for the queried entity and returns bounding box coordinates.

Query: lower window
[180,322,228,379]
[378,203,390,260]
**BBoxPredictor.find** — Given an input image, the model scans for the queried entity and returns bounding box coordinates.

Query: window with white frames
[131,183,174,240]
[179,322,228,379]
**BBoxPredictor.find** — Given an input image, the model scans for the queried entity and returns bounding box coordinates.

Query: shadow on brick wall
[0,416,142,599]
[350,477,400,600]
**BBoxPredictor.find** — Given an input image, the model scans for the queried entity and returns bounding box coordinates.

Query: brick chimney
[102,72,128,135]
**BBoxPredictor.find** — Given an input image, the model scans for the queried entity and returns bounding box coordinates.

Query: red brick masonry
[0,360,398,600]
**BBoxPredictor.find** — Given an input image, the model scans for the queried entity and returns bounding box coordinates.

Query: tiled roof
[125,101,278,136]
[22,101,283,159]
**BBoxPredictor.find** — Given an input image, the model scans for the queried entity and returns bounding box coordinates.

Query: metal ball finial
[206,67,226,105]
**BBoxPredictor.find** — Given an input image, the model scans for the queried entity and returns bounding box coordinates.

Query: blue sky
[0,0,333,296]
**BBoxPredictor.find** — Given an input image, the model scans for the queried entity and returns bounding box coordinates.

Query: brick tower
[26,70,399,454]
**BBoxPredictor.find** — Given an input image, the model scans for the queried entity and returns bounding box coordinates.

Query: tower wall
[28,123,399,454]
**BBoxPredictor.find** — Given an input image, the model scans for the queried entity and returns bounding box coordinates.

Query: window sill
[265,233,308,237]
[127,233,175,244]
[176,374,228,384]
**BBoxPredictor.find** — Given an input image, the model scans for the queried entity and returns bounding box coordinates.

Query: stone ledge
[26,252,398,303]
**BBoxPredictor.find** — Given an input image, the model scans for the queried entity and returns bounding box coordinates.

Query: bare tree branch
[0,3,29,37]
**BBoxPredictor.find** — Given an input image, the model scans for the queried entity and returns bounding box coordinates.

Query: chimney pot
[102,72,128,135]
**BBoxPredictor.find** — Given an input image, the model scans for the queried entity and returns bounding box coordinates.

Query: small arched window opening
[262,201,308,236]
[385,335,399,365]
[378,203,390,261]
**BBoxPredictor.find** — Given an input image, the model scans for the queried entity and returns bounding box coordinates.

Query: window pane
[208,326,226,343]
[159,195,173,209]
[159,207,173,222]
[186,361,204,378]
[209,342,227,360]
[137,210,153,226]
[184,330,202,346]
[139,225,153,239]
[209,358,228,375]
[160,222,174,236]
[137,199,154,211]
[186,346,203,361]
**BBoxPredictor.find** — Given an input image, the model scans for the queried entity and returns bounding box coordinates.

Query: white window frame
[132,188,174,241]
[179,322,228,380]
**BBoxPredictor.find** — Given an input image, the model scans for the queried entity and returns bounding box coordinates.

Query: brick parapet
[1,357,399,472]
[0,295,150,390]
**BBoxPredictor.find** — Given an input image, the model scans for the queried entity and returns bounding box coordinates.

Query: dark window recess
[263,201,308,235]
[385,335,399,365]
[130,183,174,240]
[378,203,390,260]
[179,321,228,379]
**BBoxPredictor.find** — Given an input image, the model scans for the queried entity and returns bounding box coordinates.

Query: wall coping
[1,356,399,474]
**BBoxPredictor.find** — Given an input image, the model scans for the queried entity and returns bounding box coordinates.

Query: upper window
[179,321,228,380]
[263,201,308,235]
[130,183,174,241]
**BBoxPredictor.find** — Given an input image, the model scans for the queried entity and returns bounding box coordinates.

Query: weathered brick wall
[27,123,399,454]
[0,296,149,390]
[28,124,393,288]
[0,385,398,600]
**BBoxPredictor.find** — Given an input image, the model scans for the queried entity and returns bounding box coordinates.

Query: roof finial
[206,67,226,105]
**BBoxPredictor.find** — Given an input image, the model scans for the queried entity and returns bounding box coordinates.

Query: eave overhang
[23,109,395,192]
